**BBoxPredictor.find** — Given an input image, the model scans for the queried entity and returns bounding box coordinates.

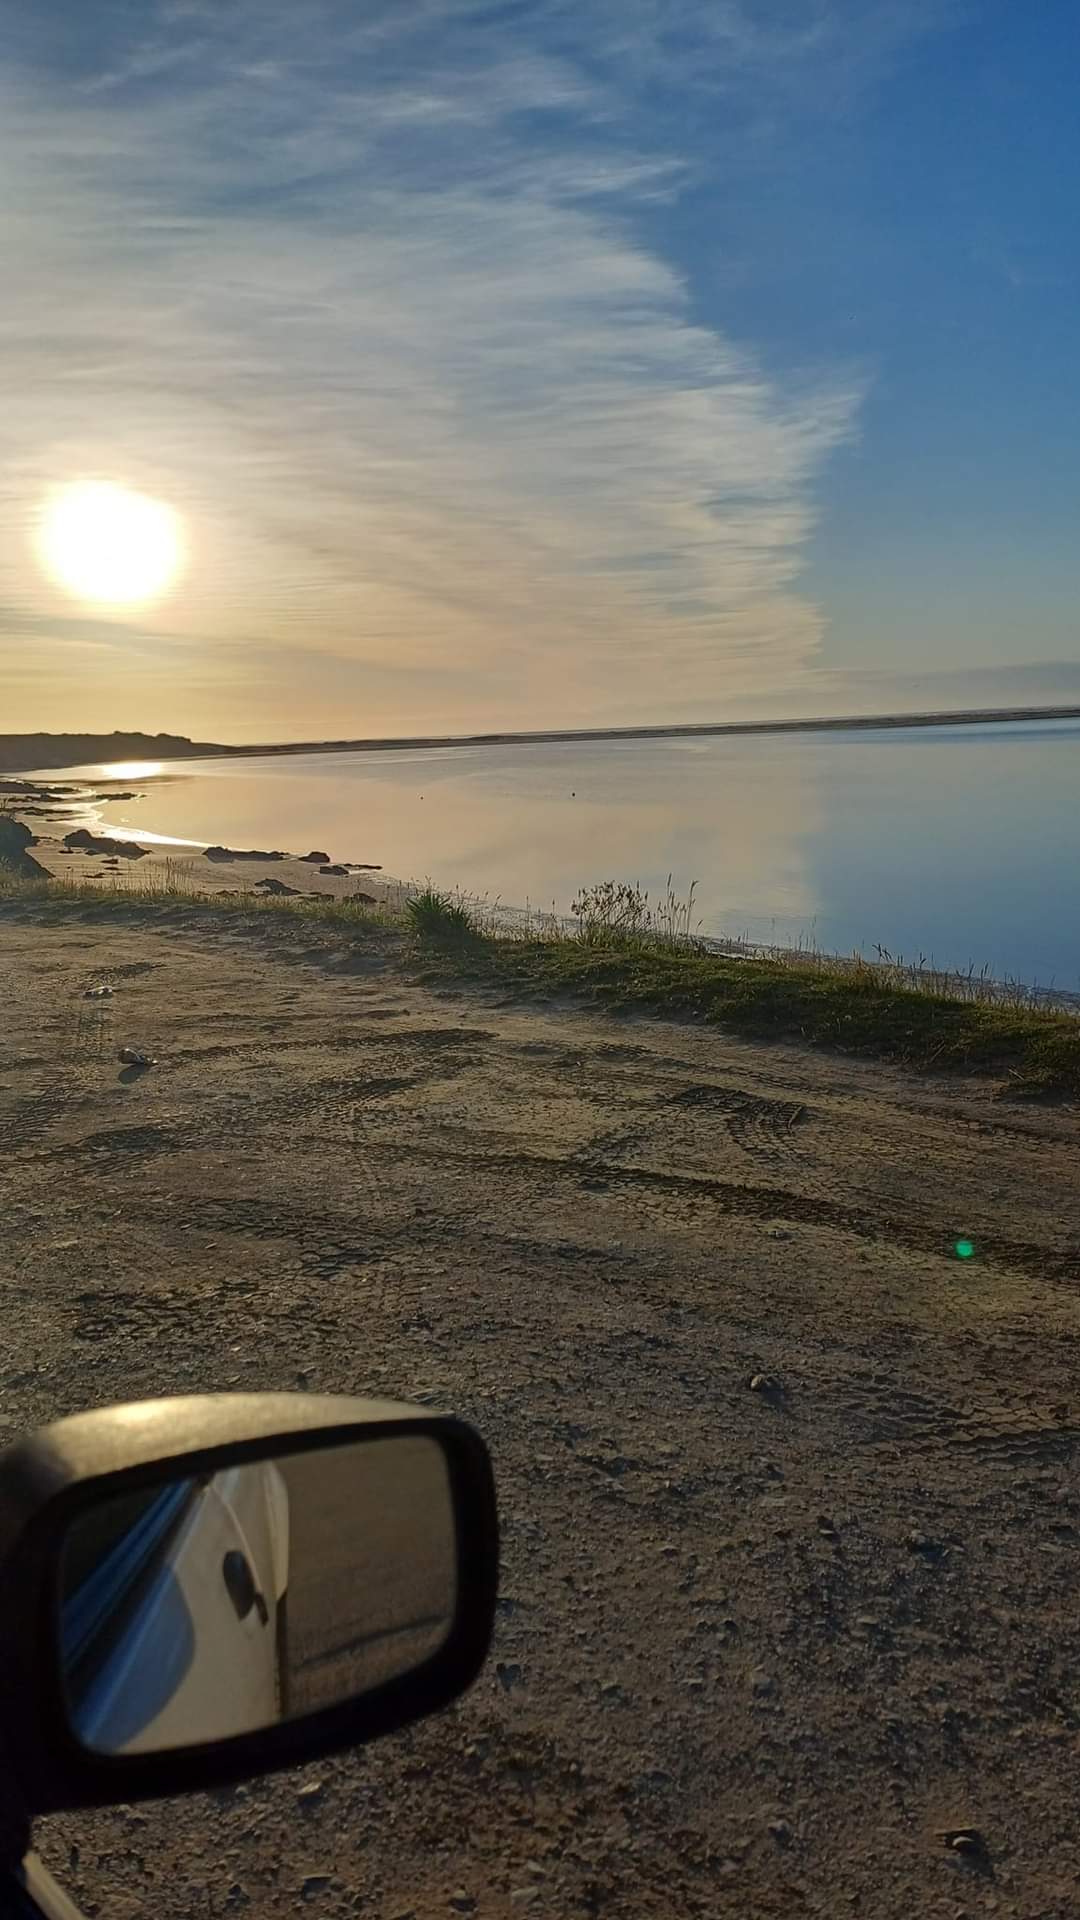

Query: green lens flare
[954,1238,975,1260]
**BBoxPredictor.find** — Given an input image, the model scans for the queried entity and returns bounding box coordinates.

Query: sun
[36,480,184,607]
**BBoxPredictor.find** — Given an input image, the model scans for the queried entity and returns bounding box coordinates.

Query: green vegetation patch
[415,929,1080,1099]
[403,885,479,945]
[2,866,1077,1098]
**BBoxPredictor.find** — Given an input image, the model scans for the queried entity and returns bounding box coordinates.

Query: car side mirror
[0,1394,497,1819]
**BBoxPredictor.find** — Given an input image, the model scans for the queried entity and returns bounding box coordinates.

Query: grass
[0,859,403,935]
[417,934,1080,1095]
[2,863,1078,1098]
[404,884,479,944]
[571,876,701,950]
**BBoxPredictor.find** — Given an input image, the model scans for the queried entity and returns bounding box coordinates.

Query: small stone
[449,1894,476,1914]
[300,1876,332,1900]
[767,1228,793,1241]
[941,1828,984,1855]
[749,1373,779,1393]
[767,1819,792,1845]
[496,1661,523,1691]
[63,828,146,859]
[296,1780,325,1805]
[510,1892,540,1907]
[907,1530,943,1556]
[751,1672,776,1698]
[204,845,287,862]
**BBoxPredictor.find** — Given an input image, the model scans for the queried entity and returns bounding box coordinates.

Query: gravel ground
[2,908,1080,1918]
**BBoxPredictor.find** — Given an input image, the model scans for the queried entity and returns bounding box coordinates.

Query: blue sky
[2,0,1077,739]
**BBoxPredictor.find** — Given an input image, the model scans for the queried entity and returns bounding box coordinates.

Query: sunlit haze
[3,3,1078,743]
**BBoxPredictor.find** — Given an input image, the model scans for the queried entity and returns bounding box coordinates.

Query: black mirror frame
[0,1394,498,1815]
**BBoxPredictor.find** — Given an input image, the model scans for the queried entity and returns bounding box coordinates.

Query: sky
[1,0,1078,742]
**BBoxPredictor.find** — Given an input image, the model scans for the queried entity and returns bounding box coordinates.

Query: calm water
[71,720,1078,988]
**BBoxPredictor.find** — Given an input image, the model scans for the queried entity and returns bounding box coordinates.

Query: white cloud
[0,1,867,736]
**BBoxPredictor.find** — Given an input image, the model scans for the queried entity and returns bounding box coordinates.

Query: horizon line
[206,702,1080,758]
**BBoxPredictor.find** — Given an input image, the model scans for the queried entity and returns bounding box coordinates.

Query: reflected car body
[62,1463,290,1755]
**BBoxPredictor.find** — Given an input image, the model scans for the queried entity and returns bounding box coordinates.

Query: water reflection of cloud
[92,740,823,942]
[87,730,1079,981]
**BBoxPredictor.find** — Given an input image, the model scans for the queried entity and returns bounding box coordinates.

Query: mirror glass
[58,1434,458,1755]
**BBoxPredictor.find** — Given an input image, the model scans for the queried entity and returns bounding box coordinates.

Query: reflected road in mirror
[59,1434,457,1755]
[279,1438,457,1716]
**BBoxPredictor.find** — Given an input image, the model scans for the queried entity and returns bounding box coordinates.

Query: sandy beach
[0,770,412,911]
[26,830,411,911]
[1,892,1078,1917]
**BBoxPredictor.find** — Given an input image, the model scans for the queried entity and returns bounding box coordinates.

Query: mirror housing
[0,1395,497,1815]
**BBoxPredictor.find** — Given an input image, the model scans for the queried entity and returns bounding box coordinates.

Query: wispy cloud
[1,0,869,737]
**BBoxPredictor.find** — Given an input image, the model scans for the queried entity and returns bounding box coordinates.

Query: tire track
[665,1082,810,1166]
[354,1138,1080,1285]
[0,981,118,1152]
[827,1375,1080,1465]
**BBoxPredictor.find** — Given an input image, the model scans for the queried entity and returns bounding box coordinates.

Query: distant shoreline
[213,702,1080,759]
[3,703,1078,775]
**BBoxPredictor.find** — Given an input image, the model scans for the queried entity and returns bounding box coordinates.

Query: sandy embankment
[1,905,1079,1917]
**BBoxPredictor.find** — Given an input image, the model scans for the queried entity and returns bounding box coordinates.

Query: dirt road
[2,908,1079,1917]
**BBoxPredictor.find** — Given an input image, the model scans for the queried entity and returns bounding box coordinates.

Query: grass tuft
[405,885,477,944]
[571,877,701,951]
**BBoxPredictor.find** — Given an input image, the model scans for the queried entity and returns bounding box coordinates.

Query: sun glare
[102,761,165,780]
[36,481,184,607]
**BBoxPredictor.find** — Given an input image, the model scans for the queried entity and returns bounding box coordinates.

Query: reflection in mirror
[58,1435,458,1756]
